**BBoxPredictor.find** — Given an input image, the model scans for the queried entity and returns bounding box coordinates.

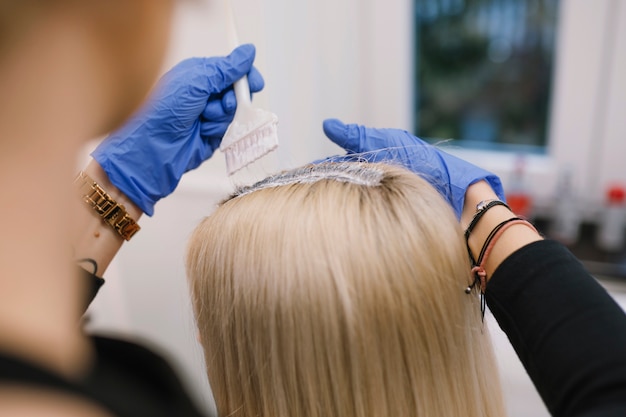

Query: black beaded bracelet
[464,200,511,240]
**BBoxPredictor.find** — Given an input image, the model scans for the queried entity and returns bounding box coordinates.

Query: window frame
[360,0,625,218]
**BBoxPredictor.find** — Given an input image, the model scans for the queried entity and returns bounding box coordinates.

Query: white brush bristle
[222,118,279,176]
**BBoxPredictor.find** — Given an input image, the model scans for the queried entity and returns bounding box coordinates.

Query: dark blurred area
[533,217,626,281]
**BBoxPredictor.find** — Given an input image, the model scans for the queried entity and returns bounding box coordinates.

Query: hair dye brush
[220,0,279,176]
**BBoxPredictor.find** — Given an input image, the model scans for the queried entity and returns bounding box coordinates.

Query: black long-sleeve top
[487,240,626,417]
[0,271,207,417]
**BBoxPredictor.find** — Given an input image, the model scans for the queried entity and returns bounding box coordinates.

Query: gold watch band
[75,171,140,241]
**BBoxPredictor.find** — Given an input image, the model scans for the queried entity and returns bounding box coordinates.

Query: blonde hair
[186,162,507,417]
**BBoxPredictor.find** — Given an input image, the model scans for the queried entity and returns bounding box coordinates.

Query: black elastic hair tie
[465,216,538,321]
[77,258,98,276]
[464,200,511,240]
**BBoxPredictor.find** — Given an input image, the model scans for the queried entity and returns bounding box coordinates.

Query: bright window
[414,0,560,151]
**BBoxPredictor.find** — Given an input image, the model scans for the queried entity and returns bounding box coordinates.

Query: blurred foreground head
[186,162,507,417]
[0,0,174,136]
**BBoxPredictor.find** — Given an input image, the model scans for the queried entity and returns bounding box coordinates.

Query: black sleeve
[0,336,209,417]
[84,336,208,417]
[78,266,105,314]
[486,240,626,417]
[74,269,209,416]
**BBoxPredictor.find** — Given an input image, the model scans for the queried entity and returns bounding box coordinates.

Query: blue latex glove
[92,44,265,216]
[322,119,505,219]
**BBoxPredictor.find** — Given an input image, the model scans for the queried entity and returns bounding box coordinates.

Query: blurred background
[84,0,626,416]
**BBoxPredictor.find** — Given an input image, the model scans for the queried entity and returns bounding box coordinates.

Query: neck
[0,146,92,376]
[0,16,108,377]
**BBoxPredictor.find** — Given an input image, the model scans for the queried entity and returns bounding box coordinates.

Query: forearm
[487,240,626,416]
[466,181,626,415]
[72,160,143,275]
[461,180,542,278]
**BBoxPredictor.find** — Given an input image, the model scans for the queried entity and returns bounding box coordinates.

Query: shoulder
[0,336,207,417]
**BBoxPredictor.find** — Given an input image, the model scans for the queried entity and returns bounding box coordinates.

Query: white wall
[548,0,626,211]
[161,0,414,175]
[85,1,626,416]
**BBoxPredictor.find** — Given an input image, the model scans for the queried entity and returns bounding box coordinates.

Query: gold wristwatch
[75,171,140,241]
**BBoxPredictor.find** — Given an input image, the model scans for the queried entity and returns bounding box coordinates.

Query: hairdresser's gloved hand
[92,44,264,215]
[322,119,504,219]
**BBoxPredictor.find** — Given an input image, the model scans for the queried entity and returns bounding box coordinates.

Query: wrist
[464,207,542,284]
[82,160,143,222]
[72,160,143,275]
[461,180,500,229]
[462,180,543,282]
[75,171,141,241]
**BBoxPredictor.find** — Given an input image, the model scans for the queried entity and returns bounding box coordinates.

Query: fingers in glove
[200,119,232,139]
[203,96,232,119]
[323,118,364,153]
[223,66,265,111]
[205,44,257,94]
[247,66,265,93]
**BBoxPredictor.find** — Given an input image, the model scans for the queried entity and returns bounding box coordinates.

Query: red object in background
[506,154,533,218]
[506,193,533,218]
[596,183,626,252]
[607,185,626,205]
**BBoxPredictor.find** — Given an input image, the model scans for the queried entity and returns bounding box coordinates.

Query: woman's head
[0,0,174,135]
[186,162,505,417]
